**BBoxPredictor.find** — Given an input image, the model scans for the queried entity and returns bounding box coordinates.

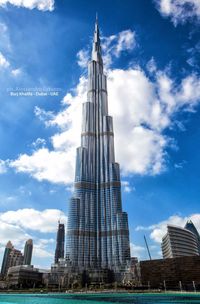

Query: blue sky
[0,0,199,268]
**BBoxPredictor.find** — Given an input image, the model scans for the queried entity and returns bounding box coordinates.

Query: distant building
[185,220,200,254]
[23,239,33,265]
[55,222,65,264]
[162,225,199,259]
[1,241,25,278]
[8,248,24,269]
[1,241,13,277]
[138,256,200,290]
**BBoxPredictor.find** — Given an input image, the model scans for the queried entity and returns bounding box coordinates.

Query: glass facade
[66,19,130,271]
[23,239,33,266]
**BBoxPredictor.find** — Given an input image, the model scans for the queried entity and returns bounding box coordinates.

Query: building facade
[66,18,130,272]
[185,220,200,254]
[7,265,43,288]
[162,225,199,259]
[138,256,200,290]
[23,239,33,265]
[1,241,13,277]
[55,222,65,264]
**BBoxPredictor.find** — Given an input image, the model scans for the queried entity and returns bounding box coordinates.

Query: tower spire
[92,15,103,65]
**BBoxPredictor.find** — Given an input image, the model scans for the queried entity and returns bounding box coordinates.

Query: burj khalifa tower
[66,18,130,272]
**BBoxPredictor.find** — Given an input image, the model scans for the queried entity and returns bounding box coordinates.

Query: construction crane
[144,235,152,260]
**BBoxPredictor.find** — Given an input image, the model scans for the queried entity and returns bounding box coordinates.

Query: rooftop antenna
[144,235,152,260]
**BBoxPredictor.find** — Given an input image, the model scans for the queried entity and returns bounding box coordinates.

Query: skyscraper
[55,222,65,264]
[162,225,199,259]
[23,239,33,265]
[66,18,130,272]
[1,241,13,277]
[185,220,200,254]
[1,241,24,277]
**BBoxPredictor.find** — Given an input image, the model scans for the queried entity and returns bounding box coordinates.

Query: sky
[0,0,199,268]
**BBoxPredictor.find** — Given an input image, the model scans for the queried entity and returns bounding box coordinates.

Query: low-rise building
[138,255,200,290]
[7,265,44,288]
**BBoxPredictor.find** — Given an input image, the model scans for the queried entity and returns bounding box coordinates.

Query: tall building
[55,222,65,264]
[9,248,24,268]
[1,241,13,277]
[185,220,200,254]
[66,18,130,272]
[162,225,199,259]
[23,239,33,265]
[1,241,24,277]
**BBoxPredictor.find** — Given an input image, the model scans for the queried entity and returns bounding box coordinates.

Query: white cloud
[0,22,11,51]
[155,0,200,25]
[31,137,46,148]
[0,52,10,68]
[0,208,67,233]
[0,221,31,247]
[130,243,145,258]
[77,49,90,68]
[0,0,54,11]
[121,181,135,193]
[146,57,157,74]
[33,246,53,258]
[5,24,199,184]
[33,238,54,259]
[114,30,136,57]
[10,77,86,184]
[11,68,22,77]
[78,30,136,69]
[10,148,74,184]
[0,160,7,174]
[136,213,200,243]
[10,66,200,183]
[102,30,136,69]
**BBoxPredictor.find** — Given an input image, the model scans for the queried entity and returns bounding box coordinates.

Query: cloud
[154,0,200,25]
[102,30,136,69]
[33,238,54,259]
[0,221,31,247]
[136,213,200,243]
[0,52,10,68]
[0,208,67,233]
[114,30,136,57]
[11,68,22,77]
[130,243,145,258]
[77,29,136,69]
[31,137,46,148]
[0,160,7,174]
[0,0,54,11]
[4,24,199,184]
[121,181,135,193]
[77,49,90,68]
[9,66,200,183]
[0,22,11,52]
[10,77,86,184]
[10,148,75,184]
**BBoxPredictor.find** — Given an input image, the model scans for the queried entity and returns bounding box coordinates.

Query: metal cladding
[66,18,131,271]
